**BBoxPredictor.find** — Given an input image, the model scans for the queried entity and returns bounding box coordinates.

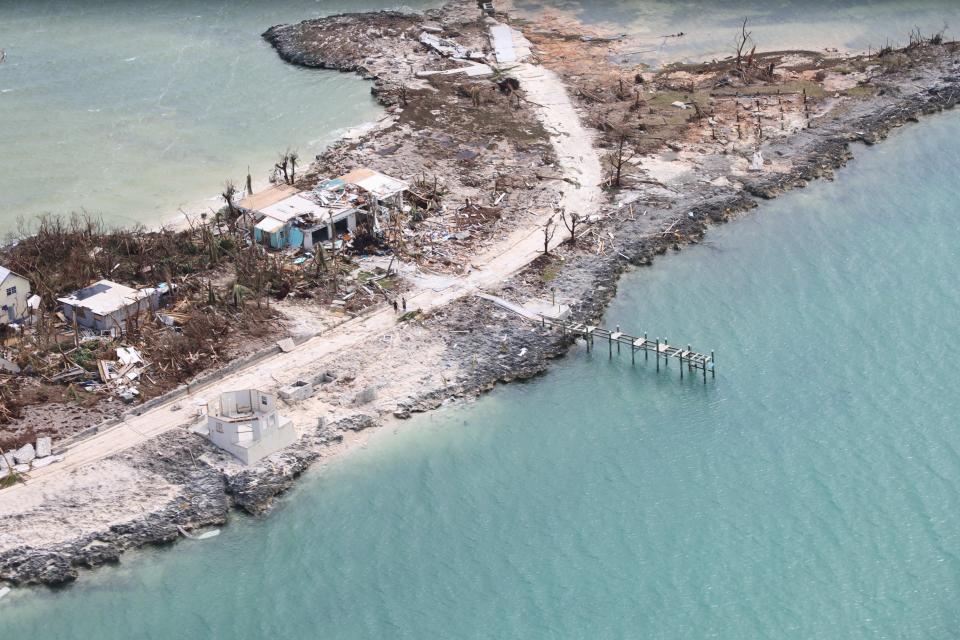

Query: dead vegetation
[0,208,390,446]
[270,6,560,276]
[525,19,959,193]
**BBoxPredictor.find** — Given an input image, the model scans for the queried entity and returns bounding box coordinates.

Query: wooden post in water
[711,351,716,379]
[608,331,613,359]
[656,337,660,371]
[644,333,648,361]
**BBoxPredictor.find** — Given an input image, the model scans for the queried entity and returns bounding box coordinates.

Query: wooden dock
[538,316,716,382]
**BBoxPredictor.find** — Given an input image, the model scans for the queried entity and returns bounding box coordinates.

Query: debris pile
[1,436,63,485]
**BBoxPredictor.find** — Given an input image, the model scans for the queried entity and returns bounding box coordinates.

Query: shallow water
[5,95,960,638]
[0,0,434,232]
[2,0,957,232]
[513,0,960,65]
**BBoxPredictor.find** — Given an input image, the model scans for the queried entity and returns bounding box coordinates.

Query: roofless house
[239,168,409,252]
[58,280,159,334]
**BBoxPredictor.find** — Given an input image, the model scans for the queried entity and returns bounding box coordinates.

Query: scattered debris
[177,525,221,540]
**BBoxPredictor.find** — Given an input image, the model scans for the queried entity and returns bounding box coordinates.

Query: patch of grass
[0,470,21,489]
[541,259,560,283]
[398,310,420,322]
[844,85,878,99]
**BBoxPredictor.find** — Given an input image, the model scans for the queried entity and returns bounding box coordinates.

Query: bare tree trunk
[542,216,556,255]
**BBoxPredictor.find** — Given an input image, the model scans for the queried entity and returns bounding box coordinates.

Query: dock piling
[537,316,715,383]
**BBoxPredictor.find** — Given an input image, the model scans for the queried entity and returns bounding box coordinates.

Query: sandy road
[0,54,603,501]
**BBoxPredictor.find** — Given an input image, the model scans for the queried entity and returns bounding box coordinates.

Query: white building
[336,167,409,230]
[58,279,158,334]
[0,266,31,325]
[204,389,297,465]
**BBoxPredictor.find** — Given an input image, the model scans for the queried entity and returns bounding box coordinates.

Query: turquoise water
[1,0,956,231]
[6,111,960,637]
[513,0,960,65]
[0,0,434,231]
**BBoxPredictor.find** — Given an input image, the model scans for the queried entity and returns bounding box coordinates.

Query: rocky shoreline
[3,2,960,589]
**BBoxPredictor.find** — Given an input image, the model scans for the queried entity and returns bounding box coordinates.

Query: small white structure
[58,280,158,333]
[338,167,408,203]
[0,266,31,325]
[204,389,296,465]
[336,167,409,231]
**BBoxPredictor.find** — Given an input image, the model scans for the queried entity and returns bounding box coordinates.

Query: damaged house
[201,389,297,465]
[252,192,363,251]
[58,279,159,334]
[0,266,31,325]
[334,167,409,231]
[243,168,409,252]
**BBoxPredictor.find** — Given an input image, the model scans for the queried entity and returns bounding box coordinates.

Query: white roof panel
[57,280,156,316]
[255,217,285,234]
[260,194,325,222]
[339,168,409,200]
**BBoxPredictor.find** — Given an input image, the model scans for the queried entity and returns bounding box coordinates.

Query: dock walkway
[540,316,716,382]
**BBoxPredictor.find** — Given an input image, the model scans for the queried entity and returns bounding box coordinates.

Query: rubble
[13,443,35,465]
[278,380,312,403]
[35,436,51,457]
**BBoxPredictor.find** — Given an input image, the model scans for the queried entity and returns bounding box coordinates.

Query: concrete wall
[254,223,304,250]
[217,389,276,417]
[207,413,296,465]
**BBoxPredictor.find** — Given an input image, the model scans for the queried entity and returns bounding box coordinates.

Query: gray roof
[0,266,26,284]
[57,280,156,316]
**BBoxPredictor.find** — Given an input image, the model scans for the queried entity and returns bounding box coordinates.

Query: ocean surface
[513,0,960,65]
[2,0,958,232]
[0,0,435,232]
[6,96,960,638]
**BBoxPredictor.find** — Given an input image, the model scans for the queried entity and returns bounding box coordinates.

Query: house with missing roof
[335,167,409,230]
[58,279,159,334]
[252,192,364,251]
[241,168,409,252]
[202,389,297,465]
[0,266,31,325]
